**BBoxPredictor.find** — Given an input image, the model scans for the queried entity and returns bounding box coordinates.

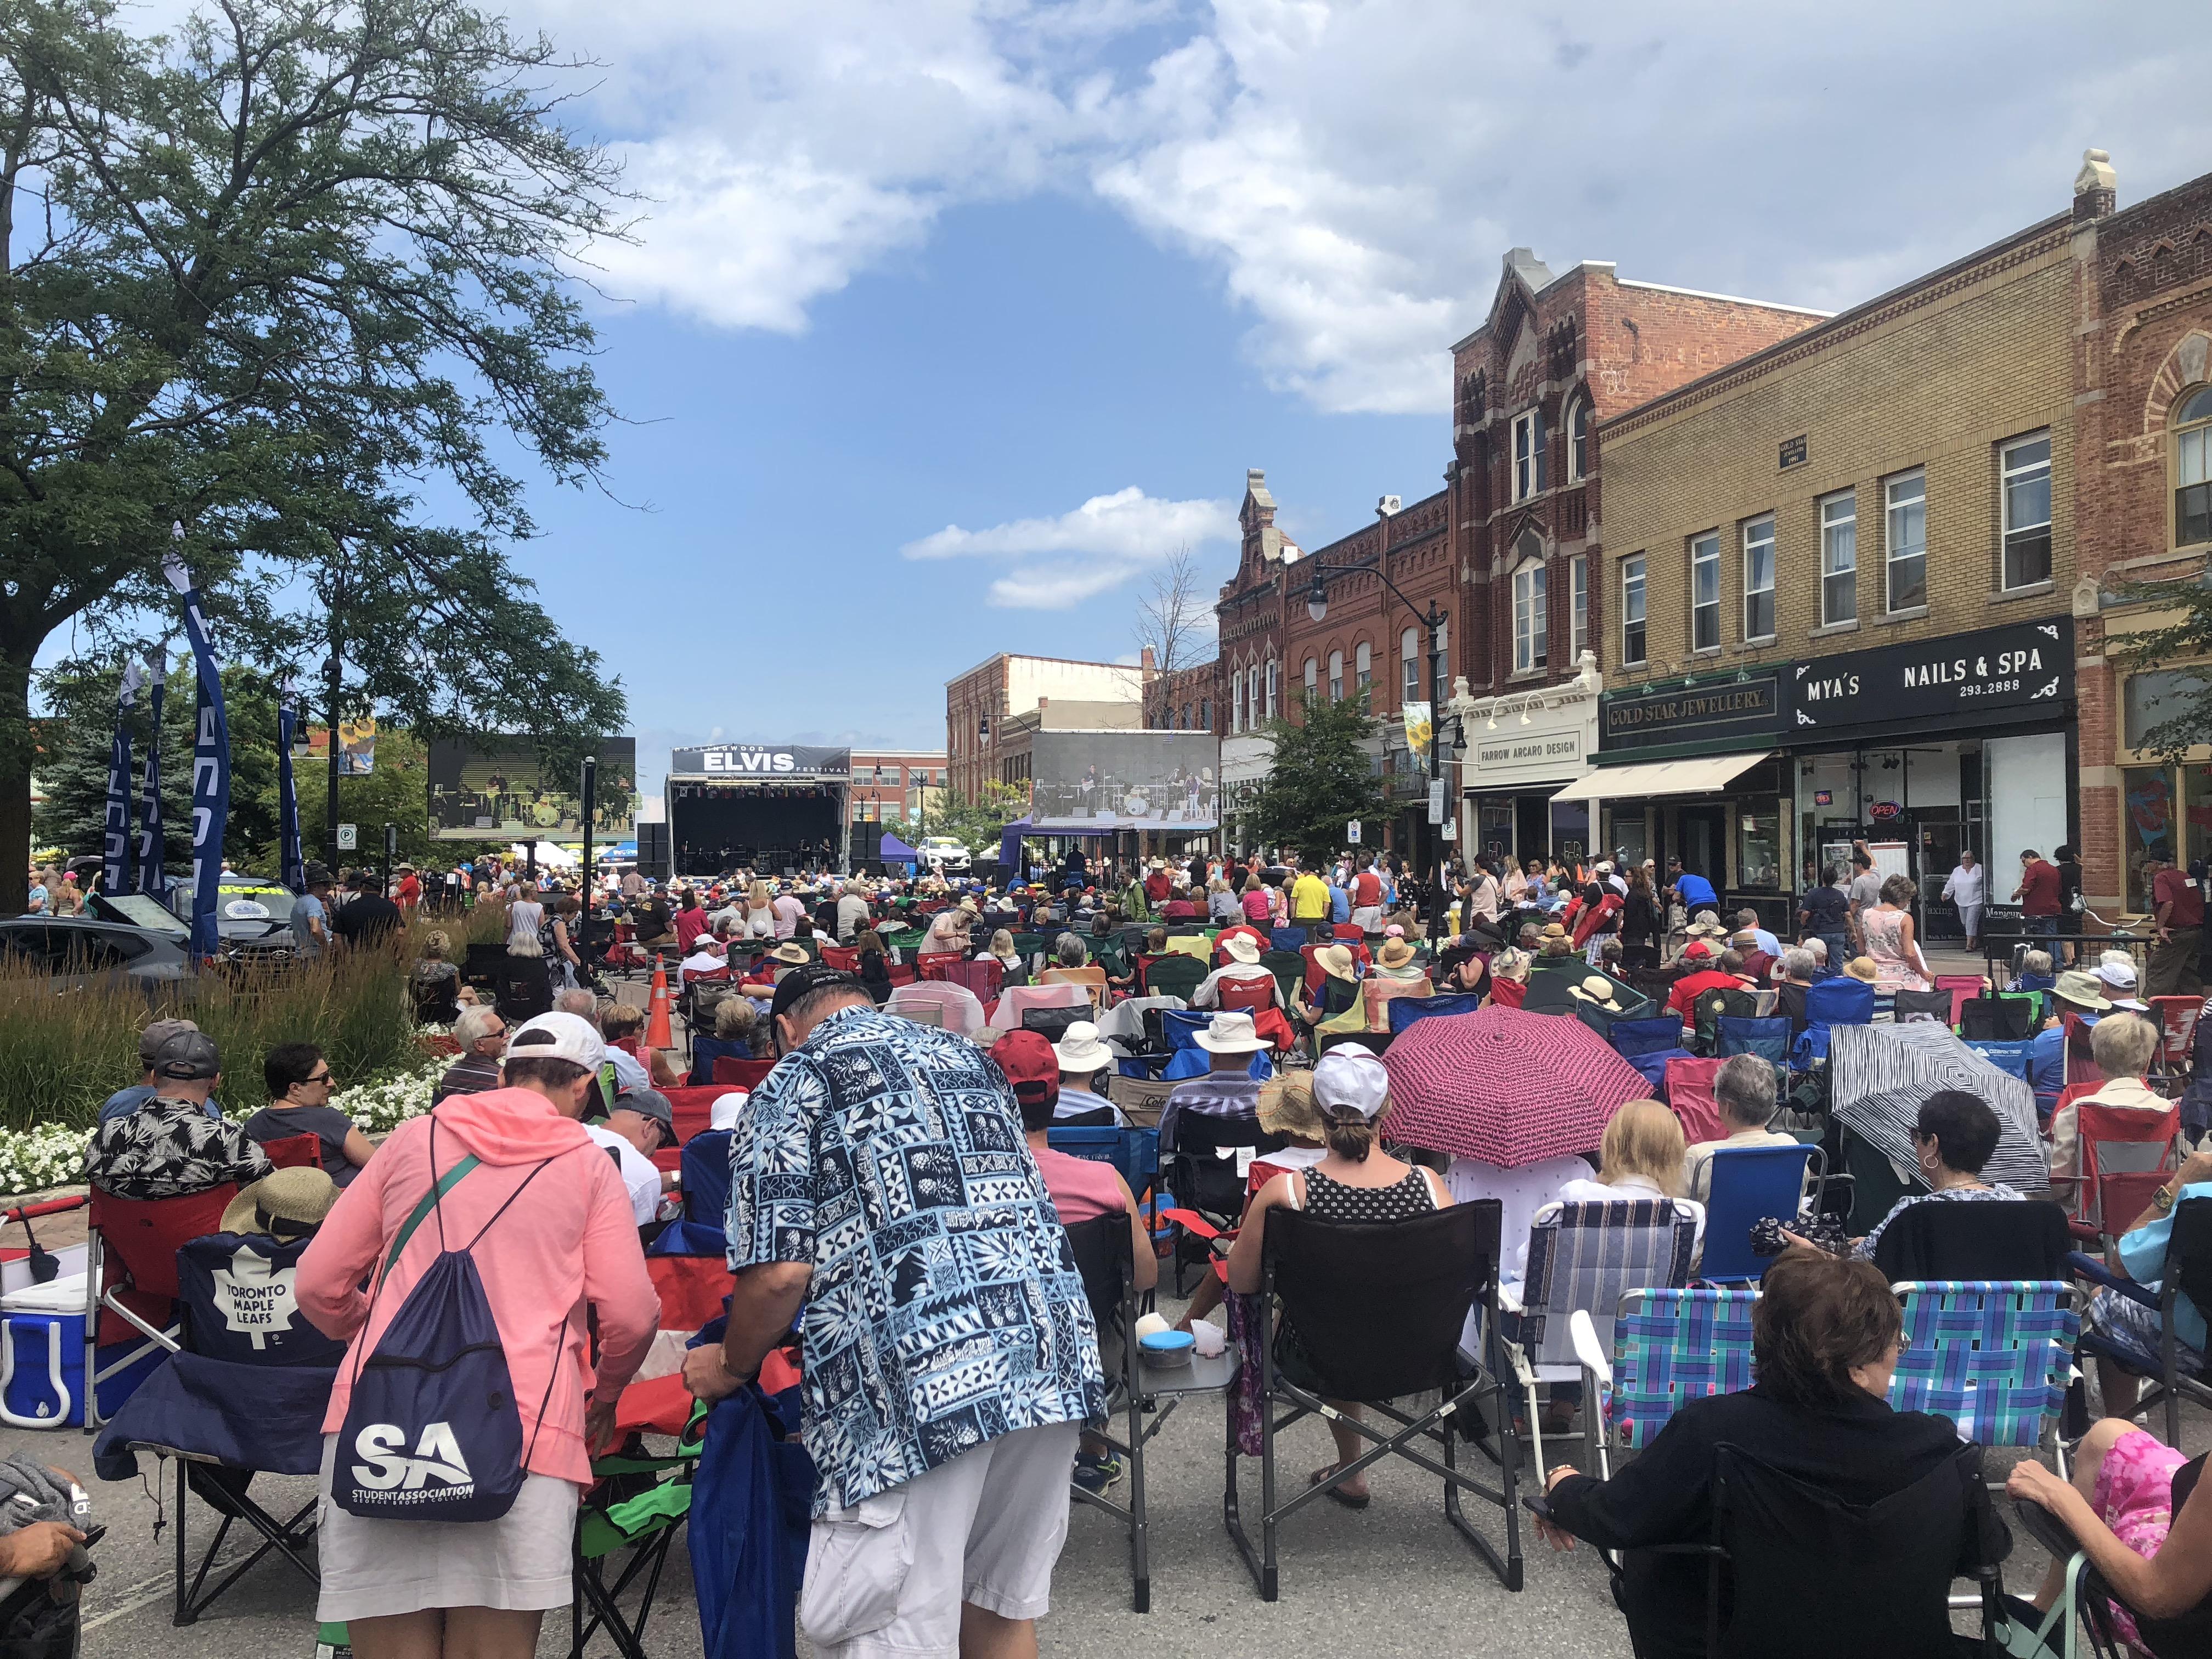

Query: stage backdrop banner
[1029,731,1219,831]
[667,744,850,780]
[426,737,638,843]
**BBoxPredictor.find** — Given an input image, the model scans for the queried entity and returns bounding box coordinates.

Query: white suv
[917,837,970,872]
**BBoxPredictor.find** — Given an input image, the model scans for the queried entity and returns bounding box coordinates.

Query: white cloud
[900,486,1236,610]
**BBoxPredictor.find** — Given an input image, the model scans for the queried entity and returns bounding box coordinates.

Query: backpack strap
[382,1147,482,1278]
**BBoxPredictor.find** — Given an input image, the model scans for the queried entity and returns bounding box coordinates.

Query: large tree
[0,0,628,911]
[1246,690,1391,864]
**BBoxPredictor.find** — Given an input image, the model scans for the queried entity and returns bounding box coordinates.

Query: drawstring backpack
[332,1119,569,1521]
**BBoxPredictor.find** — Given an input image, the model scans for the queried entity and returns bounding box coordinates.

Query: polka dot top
[1295,1166,1438,1224]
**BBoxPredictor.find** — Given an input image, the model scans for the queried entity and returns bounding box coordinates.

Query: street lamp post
[1302,560,1468,928]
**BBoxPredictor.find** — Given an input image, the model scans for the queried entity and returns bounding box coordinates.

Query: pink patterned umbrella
[1380,1005,1649,1167]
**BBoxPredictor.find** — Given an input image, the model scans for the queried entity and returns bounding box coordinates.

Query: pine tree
[1247,691,1392,862]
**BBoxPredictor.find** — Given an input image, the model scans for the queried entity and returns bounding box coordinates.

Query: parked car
[916,836,971,873]
[0,916,193,993]
[161,874,303,968]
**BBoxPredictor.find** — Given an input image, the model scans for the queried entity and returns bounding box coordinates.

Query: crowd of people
[48,834,2212,1659]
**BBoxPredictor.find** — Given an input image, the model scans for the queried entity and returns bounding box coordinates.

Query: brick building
[944,652,1146,803]
[1141,657,1219,734]
[845,749,947,827]
[1577,173,2084,932]
[2069,150,2212,919]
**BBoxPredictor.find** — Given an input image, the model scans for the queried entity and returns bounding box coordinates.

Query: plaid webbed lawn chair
[1568,1286,1760,1480]
[1886,1281,2079,1477]
[1226,1201,1521,1600]
[1496,1200,1697,1481]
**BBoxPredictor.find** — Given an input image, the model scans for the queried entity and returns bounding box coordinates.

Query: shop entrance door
[1680,804,1726,891]
[1515,797,1549,865]
[1912,813,1964,940]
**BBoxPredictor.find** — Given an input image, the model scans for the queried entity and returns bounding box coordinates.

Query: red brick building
[2069,150,2212,917]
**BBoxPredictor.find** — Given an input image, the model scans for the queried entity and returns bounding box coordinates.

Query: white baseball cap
[1313,1043,1390,1120]
[504,1011,606,1072]
[710,1090,749,1131]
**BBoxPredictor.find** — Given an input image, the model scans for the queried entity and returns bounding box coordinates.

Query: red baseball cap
[994,1030,1059,1110]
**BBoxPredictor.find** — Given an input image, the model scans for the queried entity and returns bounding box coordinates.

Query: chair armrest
[2068,1250,2158,1309]
[1495,1282,1524,1316]
[1569,1308,1613,1389]
[1158,1207,1224,1242]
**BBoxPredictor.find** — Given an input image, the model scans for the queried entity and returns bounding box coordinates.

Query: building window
[2174,386,2212,548]
[1690,532,1720,651]
[1328,650,1344,702]
[1742,515,1776,641]
[1512,409,1547,502]
[1513,561,1548,674]
[1304,657,1317,698]
[1266,658,1278,717]
[1401,628,1419,704]
[1567,397,1590,482]
[1622,555,1646,666]
[1570,552,1589,663]
[1884,469,1926,612]
[2001,432,2053,589]
[1432,618,1449,705]
[1820,489,1857,625]
[1200,698,1211,730]
[1355,640,1371,692]
[1231,671,1243,733]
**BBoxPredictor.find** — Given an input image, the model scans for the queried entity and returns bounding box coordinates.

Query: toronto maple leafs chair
[92,1229,345,1625]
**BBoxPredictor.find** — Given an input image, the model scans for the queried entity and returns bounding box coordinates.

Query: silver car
[0,915,193,994]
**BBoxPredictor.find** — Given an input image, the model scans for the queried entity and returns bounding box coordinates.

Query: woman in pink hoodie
[298,1012,657,1659]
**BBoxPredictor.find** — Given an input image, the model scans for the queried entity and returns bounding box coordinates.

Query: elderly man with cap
[996,1029,1157,1494]
[290,863,335,959]
[586,1085,676,1231]
[83,1029,273,1200]
[2029,968,2112,1100]
[1226,1044,1452,1508]
[2092,950,2150,1013]
[99,1017,224,1124]
[682,961,1103,1659]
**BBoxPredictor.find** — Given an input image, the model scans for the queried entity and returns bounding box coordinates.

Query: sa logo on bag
[351,1423,476,1497]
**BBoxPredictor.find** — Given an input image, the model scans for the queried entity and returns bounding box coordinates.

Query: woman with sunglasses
[244,1042,379,1187]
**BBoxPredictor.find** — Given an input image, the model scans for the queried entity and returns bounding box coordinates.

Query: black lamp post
[1302,560,1466,924]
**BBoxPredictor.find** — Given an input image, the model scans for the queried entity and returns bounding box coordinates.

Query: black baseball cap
[151,1029,221,1081]
[768,962,866,1025]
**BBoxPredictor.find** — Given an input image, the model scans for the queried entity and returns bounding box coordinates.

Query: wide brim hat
[1312,943,1357,979]
[1843,957,1880,983]
[1194,1012,1265,1053]
[1539,922,1568,941]
[2053,969,2113,1012]
[769,941,812,966]
[221,1166,340,1239]
[1052,1021,1113,1073]
[1257,1073,1326,1139]
[1686,917,1729,939]
[1491,946,1533,983]
[1222,933,1262,964]
[1376,938,1417,969]
[1567,975,1622,1011]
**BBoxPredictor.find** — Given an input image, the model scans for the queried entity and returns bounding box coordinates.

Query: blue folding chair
[1269,927,1308,956]
[1161,1009,1209,1052]
[1160,1046,1273,1081]
[1610,1015,1688,1059]
[1047,1125,1161,1201]
[1717,1015,1792,1068]
[1573,1286,1760,1475]
[680,1127,735,1231]
[1627,1047,1695,1094]
[1963,1039,2034,1083]
[1697,1143,1823,1284]
[1887,1280,2079,1471]
[1792,976,1876,1067]
[1386,991,1484,1033]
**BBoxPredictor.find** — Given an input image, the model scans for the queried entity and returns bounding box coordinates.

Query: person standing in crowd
[2013,847,2062,943]
[2147,851,2206,998]
[835,879,872,943]
[1798,862,1852,967]
[333,870,403,951]
[1350,857,1386,933]
[684,964,1103,1659]
[506,878,547,954]
[1938,849,1984,952]
[1843,845,1882,954]
[1289,856,1331,935]
[1863,874,1931,994]
[83,1030,272,1200]
[245,1042,377,1187]
[298,1011,657,1659]
[292,864,335,960]
[2056,843,2087,964]
[393,864,422,919]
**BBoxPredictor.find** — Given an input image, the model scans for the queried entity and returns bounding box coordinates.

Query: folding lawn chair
[1226,1201,1522,1600]
[1890,988,1955,1025]
[709,1056,775,1088]
[1870,1199,2071,1283]
[2148,994,2201,1088]
[1715,1015,1791,1068]
[1159,1114,1284,1295]
[2008,1457,2212,1659]
[1933,973,1987,1028]
[1697,1144,1822,1283]
[1886,1280,2079,1476]
[1144,954,1206,1004]
[573,1401,710,1659]
[1387,991,1484,1034]
[1610,1015,1688,1058]
[1962,1038,2034,1083]
[1960,995,2037,1042]
[91,1231,343,1624]
[256,1133,323,1170]
[2071,1195,2212,1447]
[1497,1199,1697,1481]
[1569,1286,1760,1479]
[2050,1097,2181,1247]
[1063,1213,1170,1611]
[1048,1126,1160,1203]
[1660,1057,1726,1145]
[82,1186,239,1429]
[1792,976,1876,1067]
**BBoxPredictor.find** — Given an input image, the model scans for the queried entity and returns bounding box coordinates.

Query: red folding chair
[820,945,860,972]
[712,1056,777,1089]
[1933,974,1985,1029]
[1660,1057,1726,1146]
[2147,995,2201,1086]
[2061,1011,2105,1089]
[658,1085,726,1146]
[259,1134,323,1170]
[1216,974,1278,1014]
[84,1184,239,1427]
[1331,923,1365,943]
[886,962,918,987]
[2051,1097,2181,1245]
[918,951,964,982]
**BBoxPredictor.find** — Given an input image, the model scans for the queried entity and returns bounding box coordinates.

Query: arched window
[1231,669,1244,733]
[1304,657,1317,699]
[1432,618,1451,705]
[1266,658,1278,718]
[1328,650,1344,702]
[1567,396,1591,481]
[1401,627,1419,704]
[1355,640,1372,693]
[2176,385,2212,548]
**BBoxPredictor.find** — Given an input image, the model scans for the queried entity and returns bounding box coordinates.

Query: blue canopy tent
[878,831,919,872]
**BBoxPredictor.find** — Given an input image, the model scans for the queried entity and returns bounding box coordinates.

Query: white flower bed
[330,1059,446,1134]
[0,1124,93,1199]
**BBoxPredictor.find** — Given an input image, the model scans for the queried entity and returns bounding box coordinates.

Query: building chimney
[2074,148,2116,222]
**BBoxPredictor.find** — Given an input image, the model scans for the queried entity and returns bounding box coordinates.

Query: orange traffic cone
[645,965,674,1051]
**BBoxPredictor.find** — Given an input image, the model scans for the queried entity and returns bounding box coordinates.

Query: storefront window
[2124,669,2209,751]
[1737,809,1783,891]
[2123,765,2176,909]
[1478,800,1514,864]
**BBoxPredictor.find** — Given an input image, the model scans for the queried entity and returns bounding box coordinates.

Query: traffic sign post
[336,823,357,851]
[1346,820,1362,844]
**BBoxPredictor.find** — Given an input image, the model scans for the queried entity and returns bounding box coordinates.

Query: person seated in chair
[1771,947,1818,1035]
[1227,1045,1453,1509]
[84,1029,272,1201]
[996,1031,1156,1494]
[2012,948,2057,996]
[1816,1090,2024,1261]
[1534,1250,1978,1659]
[1050,1024,1126,1123]
[1291,943,1361,1034]
[2008,1412,2212,1652]
[1664,943,1750,1024]
[436,1004,509,1104]
[978,927,1032,988]
[1683,1054,1796,1204]
[244,1042,377,1187]
[2050,1011,2167,1188]
[2076,1145,2212,1419]
[1192,932,1276,1008]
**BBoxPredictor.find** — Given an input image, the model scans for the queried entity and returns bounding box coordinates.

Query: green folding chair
[572,1405,707,1659]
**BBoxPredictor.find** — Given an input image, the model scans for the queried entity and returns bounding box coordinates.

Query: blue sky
[72,3,2212,802]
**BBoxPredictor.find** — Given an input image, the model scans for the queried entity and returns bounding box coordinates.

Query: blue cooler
[0,1273,167,1427]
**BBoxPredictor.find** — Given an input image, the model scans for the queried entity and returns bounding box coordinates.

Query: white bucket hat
[1052,1021,1113,1073]
[1194,1011,1265,1054]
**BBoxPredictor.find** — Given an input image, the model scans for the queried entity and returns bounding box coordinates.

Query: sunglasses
[304,1069,335,1086]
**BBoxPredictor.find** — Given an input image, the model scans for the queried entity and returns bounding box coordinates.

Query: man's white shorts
[799,1421,1081,1658]
[1351,906,1383,933]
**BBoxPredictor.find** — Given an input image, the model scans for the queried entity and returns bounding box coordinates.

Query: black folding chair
[2010,1456,2212,1658]
[1872,1198,2072,1283]
[1891,988,1956,1025]
[1160,1114,1283,1296]
[1961,996,2036,1041]
[1063,1215,1169,1612]
[1226,1200,1522,1600]
[2073,1195,2212,1446]
[1653,1442,2005,1657]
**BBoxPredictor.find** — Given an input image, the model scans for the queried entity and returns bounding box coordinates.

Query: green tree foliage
[2117,578,2212,760]
[290,727,439,872]
[1246,691,1391,863]
[0,0,630,911]
[914,782,1031,859]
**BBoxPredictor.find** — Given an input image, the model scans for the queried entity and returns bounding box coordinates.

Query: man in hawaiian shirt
[685,962,1104,1659]
[83,1030,272,1200]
